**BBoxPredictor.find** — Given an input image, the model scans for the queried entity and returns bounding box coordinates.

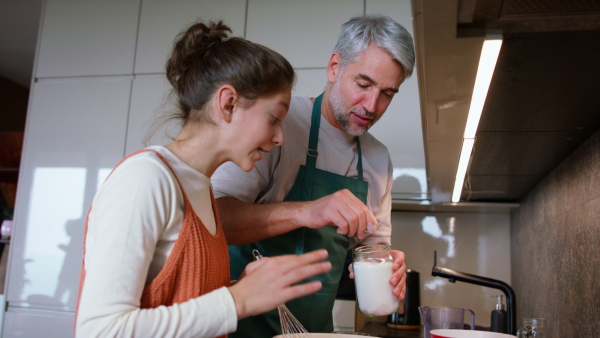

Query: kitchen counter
[361,322,423,338]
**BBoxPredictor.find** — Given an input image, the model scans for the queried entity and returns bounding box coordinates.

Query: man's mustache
[351,109,375,120]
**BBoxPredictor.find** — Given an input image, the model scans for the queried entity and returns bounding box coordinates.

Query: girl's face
[232,89,291,172]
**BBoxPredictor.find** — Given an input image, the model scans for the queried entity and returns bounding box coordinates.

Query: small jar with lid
[517,317,546,337]
[352,244,399,316]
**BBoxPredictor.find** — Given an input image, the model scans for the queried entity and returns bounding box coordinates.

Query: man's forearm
[216,197,306,245]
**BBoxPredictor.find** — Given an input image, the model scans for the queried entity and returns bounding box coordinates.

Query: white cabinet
[5,77,131,311]
[134,0,247,74]
[125,74,178,154]
[2,1,427,336]
[35,0,140,78]
[2,307,74,338]
[293,69,327,98]
[366,0,427,200]
[246,0,363,69]
[332,299,356,332]
[367,0,414,29]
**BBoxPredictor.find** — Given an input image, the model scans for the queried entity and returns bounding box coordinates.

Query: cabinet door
[125,74,178,154]
[5,77,131,310]
[2,307,75,338]
[35,0,140,78]
[246,0,363,69]
[293,69,327,98]
[365,0,427,200]
[134,0,247,74]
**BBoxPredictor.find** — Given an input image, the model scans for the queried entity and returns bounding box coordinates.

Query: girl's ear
[215,85,238,123]
[327,52,342,83]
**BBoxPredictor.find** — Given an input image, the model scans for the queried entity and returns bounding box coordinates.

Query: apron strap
[356,136,363,181]
[303,94,364,185]
[301,94,323,200]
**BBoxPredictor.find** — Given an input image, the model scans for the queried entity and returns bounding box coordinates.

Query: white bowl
[431,329,516,338]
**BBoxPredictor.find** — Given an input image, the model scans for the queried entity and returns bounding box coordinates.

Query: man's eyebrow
[356,73,399,93]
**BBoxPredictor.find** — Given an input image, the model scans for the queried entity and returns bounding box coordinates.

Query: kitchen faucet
[430,251,517,335]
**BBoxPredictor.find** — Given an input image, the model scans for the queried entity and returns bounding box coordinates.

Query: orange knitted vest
[76,149,230,337]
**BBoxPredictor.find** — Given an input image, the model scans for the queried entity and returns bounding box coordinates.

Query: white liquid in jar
[353,260,399,316]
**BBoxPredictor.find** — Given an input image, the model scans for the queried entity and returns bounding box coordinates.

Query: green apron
[228,93,368,337]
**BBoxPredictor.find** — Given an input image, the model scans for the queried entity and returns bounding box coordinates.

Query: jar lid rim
[353,244,390,254]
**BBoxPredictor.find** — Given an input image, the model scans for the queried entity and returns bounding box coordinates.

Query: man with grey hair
[212,14,415,336]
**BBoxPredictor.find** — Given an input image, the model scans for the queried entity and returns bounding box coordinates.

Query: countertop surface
[360,322,423,338]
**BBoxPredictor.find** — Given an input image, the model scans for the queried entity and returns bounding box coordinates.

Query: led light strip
[452,34,503,203]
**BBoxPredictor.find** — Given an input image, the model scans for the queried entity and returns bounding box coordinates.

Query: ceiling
[414,0,600,205]
[2,0,600,208]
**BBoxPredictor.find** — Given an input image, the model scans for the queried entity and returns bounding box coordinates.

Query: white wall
[389,211,512,328]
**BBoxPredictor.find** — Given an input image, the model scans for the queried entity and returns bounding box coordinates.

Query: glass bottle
[352,244,399,316]
[517,318,546,337]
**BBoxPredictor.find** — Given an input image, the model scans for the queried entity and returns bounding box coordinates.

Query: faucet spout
[431,265,517,335]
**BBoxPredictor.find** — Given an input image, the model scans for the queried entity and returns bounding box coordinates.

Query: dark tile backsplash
[511,128,600,337]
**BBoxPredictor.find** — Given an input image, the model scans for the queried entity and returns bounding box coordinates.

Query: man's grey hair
[333,14,415,81]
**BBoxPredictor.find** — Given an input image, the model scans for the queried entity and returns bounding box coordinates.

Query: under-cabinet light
[452,34,503,203]
[452,138,475,203]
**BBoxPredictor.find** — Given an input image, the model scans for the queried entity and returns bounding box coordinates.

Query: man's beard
[330,80,375,136]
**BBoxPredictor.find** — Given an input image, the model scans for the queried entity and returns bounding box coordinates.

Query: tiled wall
[388,211,512,328]
[511,128,600,337]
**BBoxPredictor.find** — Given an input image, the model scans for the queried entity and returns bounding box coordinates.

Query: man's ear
[327,52,342,83]
[215,85,237,123]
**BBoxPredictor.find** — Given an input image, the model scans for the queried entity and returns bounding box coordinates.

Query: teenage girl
[76,21,331,337]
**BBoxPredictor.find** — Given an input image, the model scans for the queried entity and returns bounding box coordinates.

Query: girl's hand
[228,249,331,319]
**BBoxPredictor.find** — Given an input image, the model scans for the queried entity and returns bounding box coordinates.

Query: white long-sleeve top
[76,145,237,338]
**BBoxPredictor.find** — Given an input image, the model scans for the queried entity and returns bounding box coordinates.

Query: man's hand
[388,249,407,299]
[302,189,377,239]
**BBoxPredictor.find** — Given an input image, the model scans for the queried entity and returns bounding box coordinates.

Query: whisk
[252,249,310,338]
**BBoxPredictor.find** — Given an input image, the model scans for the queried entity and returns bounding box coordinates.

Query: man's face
[327,44,405,136]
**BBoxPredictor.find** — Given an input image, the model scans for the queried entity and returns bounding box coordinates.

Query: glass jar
[517,318,546,337]
[352,244,399,316]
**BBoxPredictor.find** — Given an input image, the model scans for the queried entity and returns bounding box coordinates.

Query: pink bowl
[431,329,516,338]
[273,334,371,338]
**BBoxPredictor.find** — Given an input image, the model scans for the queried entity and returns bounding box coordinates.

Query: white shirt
[77,146,237,338]
[212,95,393,248]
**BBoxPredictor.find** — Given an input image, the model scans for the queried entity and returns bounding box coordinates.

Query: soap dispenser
[490,294,507,333]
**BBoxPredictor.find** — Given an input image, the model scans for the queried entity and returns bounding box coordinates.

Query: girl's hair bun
[164,20,295,126]
[166,21,231,89]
